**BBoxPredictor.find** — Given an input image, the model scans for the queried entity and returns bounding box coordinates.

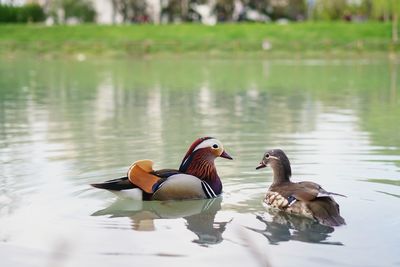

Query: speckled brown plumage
[257,149,346,227]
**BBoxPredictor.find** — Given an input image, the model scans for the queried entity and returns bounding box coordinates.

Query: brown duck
[256,149,346,227]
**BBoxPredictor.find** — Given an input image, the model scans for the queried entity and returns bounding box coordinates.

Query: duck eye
[212,144,219,149]
[265,154,270,159]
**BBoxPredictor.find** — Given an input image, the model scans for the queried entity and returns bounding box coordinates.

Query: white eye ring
[212,144,219,149]
[265,154,270,159]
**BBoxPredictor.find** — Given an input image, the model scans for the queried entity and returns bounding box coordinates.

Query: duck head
[256,149,292,182]
[180,137,233,171]
[179,137,232,193]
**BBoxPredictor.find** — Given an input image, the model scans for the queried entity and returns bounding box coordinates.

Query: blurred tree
[313,0,347,20]
[0,3,45,23]
[286,0,306,20]
[372,0,391,21]
[215,0,235,22]
[129,0,148,22]
[110,0,149,23]
[111,0,118,23]
[48,0,96,23]
[20,3,46,22]
[372,0,399,43]
[114,0,129,22]
[245,0,269,15]
[162,0,182,22]
[61,0,96,22]
[162,0,195,22]
[245,0,305,21]
[181,0,190,20]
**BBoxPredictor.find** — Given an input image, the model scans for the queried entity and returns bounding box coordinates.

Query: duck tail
[307,197,346,227]
[91,176,136,191]
[326,191,347,198]
[318,189,347,198]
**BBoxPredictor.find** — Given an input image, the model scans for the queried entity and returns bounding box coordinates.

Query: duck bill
[256,162,266,170]
[220,150,233,160]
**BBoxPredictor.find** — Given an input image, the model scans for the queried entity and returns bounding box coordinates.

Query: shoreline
[1,23,399,60]
[1,51,398,61]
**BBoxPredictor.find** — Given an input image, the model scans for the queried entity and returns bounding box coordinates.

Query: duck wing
[268,182,346,226]
[288,181,321,201]
[91,169,181,191]
[151,169,181,178]
[306,197,346,226]
[269,181,320,202]
[272,181,346,202]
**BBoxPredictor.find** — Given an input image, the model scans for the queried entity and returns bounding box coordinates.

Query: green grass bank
[0,22,399,59]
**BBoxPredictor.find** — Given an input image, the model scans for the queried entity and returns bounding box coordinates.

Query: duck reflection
[92,197,228,245]
[249,210,343,246]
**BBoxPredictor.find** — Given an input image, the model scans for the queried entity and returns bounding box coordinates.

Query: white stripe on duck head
[179,137,232,195]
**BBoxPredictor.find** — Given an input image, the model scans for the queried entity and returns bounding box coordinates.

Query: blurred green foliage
[370,0,400,20]
[313,0,353,20]
[0,0,399,26]
[61,0,96,22]
[309,0,399,21]
[46,0,96,23]
[0,4,45,23]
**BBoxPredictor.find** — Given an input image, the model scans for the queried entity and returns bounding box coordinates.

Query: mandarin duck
[256,149,346,227]
[91,137,232,200]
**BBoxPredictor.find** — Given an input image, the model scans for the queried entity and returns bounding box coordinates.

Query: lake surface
[0,58,399,267]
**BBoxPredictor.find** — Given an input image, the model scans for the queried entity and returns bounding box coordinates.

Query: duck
[256,149,345,227]
[91,137,233,201]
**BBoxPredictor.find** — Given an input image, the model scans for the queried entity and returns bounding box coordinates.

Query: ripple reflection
[92,197,230,246]
[248,212,343,246]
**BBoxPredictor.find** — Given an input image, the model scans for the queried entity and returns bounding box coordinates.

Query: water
[0,58,399,267]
